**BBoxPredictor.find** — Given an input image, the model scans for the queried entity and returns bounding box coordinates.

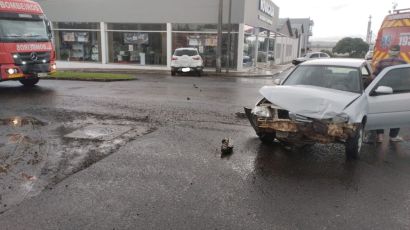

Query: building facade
[35,0,291,70]
[289,18,314,56]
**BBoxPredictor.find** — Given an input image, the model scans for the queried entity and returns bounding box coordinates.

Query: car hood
[259,85,361,119]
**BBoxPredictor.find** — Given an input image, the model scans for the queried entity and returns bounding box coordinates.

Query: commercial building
[289,18,314,56]
[36,0,302,69]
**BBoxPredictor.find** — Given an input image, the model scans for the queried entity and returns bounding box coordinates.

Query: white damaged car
[245,59,410,159]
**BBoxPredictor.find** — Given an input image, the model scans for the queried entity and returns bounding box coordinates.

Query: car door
[365,65,410,130]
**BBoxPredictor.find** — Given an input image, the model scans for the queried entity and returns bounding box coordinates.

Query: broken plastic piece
[221,138,234,155]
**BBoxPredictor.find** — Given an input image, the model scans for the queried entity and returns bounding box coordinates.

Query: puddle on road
[64,124,134,141]
[0,113,155,215]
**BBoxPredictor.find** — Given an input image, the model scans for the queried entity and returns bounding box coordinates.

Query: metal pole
[226,0,232,73]
[216,0,223,73]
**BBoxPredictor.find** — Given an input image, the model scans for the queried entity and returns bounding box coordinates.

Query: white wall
[275,36,299,64]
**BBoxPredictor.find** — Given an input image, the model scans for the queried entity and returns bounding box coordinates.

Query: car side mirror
[46,20,53,39]
[374,86,393,95]
[273,78,281,85]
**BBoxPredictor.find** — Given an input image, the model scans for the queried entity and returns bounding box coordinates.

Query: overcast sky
[273,0,410,42]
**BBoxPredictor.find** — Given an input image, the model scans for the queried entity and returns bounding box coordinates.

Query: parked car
[245,58,410,159]
[171,48,204,76]
[292,52,330,65]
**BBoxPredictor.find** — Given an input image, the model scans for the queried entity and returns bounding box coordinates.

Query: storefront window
[243,25,256,67]
[108,32,166,65]
[257,30,269,63]
[106,23,167,65]
[53,22,101,62]
[172,32,237,68]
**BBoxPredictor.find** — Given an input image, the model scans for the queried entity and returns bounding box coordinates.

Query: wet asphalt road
[0,75,410,230]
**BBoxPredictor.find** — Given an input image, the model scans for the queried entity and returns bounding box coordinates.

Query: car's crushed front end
[245,83,367,146]
[245,98,360,145]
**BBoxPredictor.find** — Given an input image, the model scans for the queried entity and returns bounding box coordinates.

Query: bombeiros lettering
[16,44,51,52]
[259,0,275,17]
[0,0,41,12]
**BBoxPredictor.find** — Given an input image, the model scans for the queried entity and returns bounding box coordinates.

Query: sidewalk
[56,61,293,77]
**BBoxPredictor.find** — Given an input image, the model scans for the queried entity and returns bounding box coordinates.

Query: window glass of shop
[57,31,100,62]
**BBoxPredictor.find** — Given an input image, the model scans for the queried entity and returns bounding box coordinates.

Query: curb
[57,68,276,78]
[42,77,137,82]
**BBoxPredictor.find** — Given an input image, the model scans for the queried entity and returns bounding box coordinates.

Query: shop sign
[259,0,275,17]
[124,33,148,45]
[258,15,273,25]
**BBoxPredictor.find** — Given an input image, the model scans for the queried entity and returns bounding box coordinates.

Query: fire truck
[0,0,56,86]
[373,8,410,68]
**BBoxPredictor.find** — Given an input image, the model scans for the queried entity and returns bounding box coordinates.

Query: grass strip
[51,71,135,80]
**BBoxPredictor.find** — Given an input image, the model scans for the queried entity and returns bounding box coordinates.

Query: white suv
[171,48,204,76]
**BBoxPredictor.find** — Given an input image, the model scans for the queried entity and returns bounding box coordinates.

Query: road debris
[235,112,247,119]
[0,165,9,174]
[187,97,191,101]
[21,173,36,181]
[221,138,234,155]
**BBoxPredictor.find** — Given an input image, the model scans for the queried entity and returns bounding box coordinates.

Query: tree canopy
[332,37,369,58]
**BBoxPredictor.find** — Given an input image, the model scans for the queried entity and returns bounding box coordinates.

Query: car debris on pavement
[221,138,234,155]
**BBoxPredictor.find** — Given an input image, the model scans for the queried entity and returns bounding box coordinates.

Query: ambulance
[372,8,410,68]
[0,0,56,86]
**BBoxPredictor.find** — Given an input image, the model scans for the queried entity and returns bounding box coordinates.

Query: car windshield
[283,65,362,93]
[0,19,50,42]
[174,49,198,56]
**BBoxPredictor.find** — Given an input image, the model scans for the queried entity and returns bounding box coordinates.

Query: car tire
[345,124,364,160]
[19,78,39,87]
[258,132,276,144]
[171,71,176,76]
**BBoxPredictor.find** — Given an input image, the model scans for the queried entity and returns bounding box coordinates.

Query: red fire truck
[0,0,56,86]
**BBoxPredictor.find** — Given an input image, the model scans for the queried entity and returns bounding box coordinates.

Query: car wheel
[345,124,363,160]
[171,71,176,76]
[19,78,39,87]
[258,132,276,144]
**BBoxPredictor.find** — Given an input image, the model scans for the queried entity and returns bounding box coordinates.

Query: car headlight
[332,113,350,123]
[7,68,17,75]
[251,106,272,118]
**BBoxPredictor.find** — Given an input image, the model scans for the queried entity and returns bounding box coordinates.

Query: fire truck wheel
[19,78,39,87]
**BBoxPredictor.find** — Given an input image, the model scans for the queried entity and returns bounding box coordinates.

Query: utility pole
[216,0,223,73]
[226,0,232,73]
[366,15,372,44]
